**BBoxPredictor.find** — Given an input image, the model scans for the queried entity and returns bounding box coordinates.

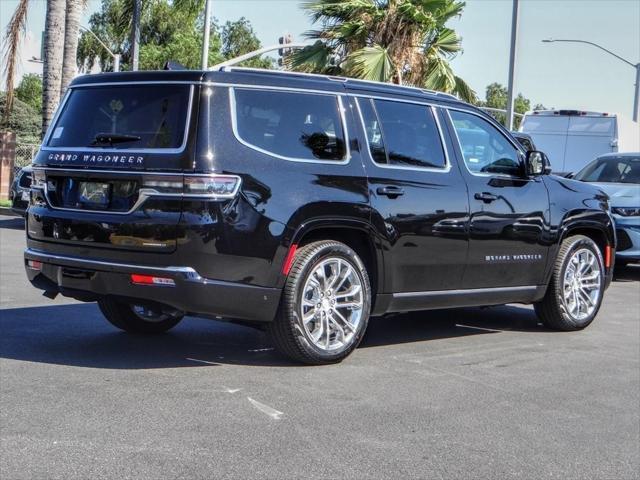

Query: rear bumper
[24,248,281,322]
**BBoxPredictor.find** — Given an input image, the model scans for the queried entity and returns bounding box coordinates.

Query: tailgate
[28,168,183,253]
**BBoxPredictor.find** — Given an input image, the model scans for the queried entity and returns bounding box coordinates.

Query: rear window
[47,85,191,150]
[232,88,346,162]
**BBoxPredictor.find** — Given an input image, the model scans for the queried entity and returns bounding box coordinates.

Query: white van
[519,110,639,174]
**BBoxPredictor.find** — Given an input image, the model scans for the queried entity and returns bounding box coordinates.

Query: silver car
[574,153,640,265]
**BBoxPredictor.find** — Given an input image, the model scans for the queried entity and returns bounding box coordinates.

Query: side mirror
[525,150,550,176]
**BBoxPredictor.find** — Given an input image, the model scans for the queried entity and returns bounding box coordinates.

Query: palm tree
[60,0,84,96]
[41,0,66,136]
[3,0,85,136]
[289,0,476,102]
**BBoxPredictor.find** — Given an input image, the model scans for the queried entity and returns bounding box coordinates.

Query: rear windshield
[47,84,191,150]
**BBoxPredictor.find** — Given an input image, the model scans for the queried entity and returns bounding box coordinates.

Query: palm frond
[287,41,334,73]
[452,75,477,103]
[342,45,394,82]
[423,55,456,92]
[2,0,29,125]
[427,27,462,57]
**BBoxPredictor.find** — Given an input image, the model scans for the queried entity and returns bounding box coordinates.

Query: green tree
[15,74,43,114]
[221,17,273,68]
[481,82,543,129]
[77,1,270,72]
[0,93,42,144]
[289,0,475,102]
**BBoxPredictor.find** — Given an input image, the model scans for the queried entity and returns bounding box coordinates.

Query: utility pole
[131,0,141,71]
[543,39,640,123]
[201,0,213,69]
[506,0,520,131]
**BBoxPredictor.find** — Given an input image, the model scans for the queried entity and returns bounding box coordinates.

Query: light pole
[543,38,640,123]
[506,0,520,131]
[79,26,120,72]
[201,0,213,69]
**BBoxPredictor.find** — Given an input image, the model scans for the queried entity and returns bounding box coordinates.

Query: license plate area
[45,174,140,213]
[78,181,111,209]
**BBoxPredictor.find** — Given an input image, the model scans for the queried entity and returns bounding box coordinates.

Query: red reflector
[282,243,298,275]
[604,245,612,269]
[130,274,175,286]
[27,260,42,270]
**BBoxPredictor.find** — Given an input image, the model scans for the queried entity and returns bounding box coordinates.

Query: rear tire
[98,298,183,334]
[534,235,604,331]
[268,240,371,365]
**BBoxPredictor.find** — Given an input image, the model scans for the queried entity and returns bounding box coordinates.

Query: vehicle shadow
[0,216,24,230]
[613,264,640,282]
[0,302,543,369]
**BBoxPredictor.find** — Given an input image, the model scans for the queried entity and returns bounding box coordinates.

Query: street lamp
[543,38,640,122]
[79,26,120,72]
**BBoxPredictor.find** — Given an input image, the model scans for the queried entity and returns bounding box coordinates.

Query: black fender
[273,216,385,295]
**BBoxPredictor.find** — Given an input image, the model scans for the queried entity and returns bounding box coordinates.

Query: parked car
[511,131,536,152]
[8,165,32,216]
[573,152,640,266]
[520,110,640,175]
[24,68,615,364]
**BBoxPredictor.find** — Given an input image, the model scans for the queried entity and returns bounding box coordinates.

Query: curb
[0,207,20,217]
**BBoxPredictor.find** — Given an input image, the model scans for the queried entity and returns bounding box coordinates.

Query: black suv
[25,68,615,364]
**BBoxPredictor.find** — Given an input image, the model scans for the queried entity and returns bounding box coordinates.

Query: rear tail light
[32,169,46,189]
[27,260,43,270]
[130,274,176,286]
[141,174,241,199]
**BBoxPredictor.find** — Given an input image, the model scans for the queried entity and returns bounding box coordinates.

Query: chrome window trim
[444,107,528,180]
[229,87,351,165]
[353,97,451,174]
[42,84,195,154]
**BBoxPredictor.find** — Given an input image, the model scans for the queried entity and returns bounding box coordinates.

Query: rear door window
[233,88,346,162]
[47,84,192,150]
[359,98,446,169]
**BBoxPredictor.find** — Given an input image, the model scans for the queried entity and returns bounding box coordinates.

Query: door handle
[474,192,498,203]
[377,186,405,198]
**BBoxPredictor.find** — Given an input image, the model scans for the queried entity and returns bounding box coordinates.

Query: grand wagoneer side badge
[47,153,145,166]
[485,254,543,262]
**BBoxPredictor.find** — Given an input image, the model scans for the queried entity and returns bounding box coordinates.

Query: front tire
[98,298,184,334]
[535,235,605,331]
[268,240,371,365]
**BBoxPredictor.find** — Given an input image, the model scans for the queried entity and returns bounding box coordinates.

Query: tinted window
[369,99,446,168]
[450,110,522,176]
[574,157,640,183]
[357,99,387,164]
[234,89,346,161]
[48,85,191,149]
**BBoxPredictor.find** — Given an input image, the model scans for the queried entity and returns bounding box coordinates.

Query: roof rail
[211,46,463,102]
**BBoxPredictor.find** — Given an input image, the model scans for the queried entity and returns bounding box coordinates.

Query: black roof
[70,67,465,107]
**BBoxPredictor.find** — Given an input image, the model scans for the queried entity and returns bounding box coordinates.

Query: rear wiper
[90,133,141,147]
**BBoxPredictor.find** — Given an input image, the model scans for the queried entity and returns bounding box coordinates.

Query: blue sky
[2,0,639,118]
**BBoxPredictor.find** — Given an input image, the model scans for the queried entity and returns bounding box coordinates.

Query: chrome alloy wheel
[562,248,602,321]
[299,257,364,351]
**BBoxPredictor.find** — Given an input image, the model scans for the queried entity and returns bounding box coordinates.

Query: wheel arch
[289,219,384,302]
[545,217,616,288]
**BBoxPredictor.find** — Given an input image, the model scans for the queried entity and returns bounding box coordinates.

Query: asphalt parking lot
[1,213,638,480]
